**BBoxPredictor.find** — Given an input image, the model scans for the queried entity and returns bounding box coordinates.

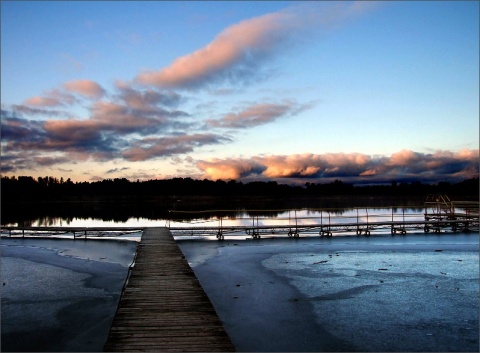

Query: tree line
[1,176,478,203]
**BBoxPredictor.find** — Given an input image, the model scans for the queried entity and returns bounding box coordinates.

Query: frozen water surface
[178,232,479,352]
[263,251,478,351]
[1,231,478,352]
[1,238,138,352]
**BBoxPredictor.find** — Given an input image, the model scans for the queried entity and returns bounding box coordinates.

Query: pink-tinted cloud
[63,79,105,99]
[207,100,314,128]
[21,81,104,112]
[136,10,291,88]
[23,88,79,110]
[136,2,376,89]
[196,150,479,184]
[24,96,63,107]
[388,149,420,166]
[257,154,322,178]
[1,81,205,170]
[196,158,265,180]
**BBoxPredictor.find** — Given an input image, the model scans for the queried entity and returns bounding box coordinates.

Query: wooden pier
[168,198,479,239]
[103,227,235,352]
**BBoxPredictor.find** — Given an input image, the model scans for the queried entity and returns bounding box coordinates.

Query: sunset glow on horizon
[1,1,478,185]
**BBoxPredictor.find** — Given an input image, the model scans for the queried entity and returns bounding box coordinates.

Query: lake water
[2,205,427,227]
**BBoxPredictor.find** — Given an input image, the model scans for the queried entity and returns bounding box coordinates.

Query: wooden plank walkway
[104,227,235,352]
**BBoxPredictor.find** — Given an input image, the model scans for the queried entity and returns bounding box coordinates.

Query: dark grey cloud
[106,167,130,174]
[115,83,184,109]
[12,104,66,117]
[122,133,232,161]
[206,100,315,129]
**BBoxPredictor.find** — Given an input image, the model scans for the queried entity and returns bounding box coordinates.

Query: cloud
[1,110,144,164]
[12,104,67,117]
[206,100,315,128]
[33,156,73,166]
[135,2,375,89]
[24,96,64,108]
[196,150,479,184]
[89,100,168,134]
[106,167,130,174]
[63,79,106,99]
[23,89,79,109]
[1,116,45,142]
[114,81,186,114]
[196,158,265,180]
[1,75,210,172]
[21,81,104,112]
[136,9,290,88]
[2,2,378,178]
[122,133,232,161]
[42,119,108,150]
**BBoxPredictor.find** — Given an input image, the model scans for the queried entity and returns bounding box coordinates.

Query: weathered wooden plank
[104,227,235,352]
[107,334,232,341]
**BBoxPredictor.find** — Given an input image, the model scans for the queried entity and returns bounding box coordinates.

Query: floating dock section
[104,227,235,352]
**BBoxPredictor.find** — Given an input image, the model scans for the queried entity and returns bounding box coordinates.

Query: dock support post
[216,217,224,240]
[294,210,299,237]
[288,210,299,237]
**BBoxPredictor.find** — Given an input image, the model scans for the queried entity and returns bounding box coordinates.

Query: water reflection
[4,195,464,228]
[2,205,428,229]
[3,195,430,225]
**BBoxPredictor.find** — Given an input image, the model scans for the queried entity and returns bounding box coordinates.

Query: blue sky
[1,1,478,184]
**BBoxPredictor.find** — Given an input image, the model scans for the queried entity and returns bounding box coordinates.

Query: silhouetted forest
[1,176,477,226]
[2,176,478,203]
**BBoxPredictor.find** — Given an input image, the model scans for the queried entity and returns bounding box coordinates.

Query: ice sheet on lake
[262,250,479,351]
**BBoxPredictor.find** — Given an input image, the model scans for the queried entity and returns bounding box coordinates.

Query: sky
[1,1,479,185]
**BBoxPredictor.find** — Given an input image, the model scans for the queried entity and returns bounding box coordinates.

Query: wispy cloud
[24,88,78,108]
[33,156,73,166]
[135,2,376,90]
[122,133,232,161]
[206,100,315,129]
[24,96,64,108]
[23,82,103,109]
[12,104,66,117]
[106,167,130,174]
[114,81,186,114]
